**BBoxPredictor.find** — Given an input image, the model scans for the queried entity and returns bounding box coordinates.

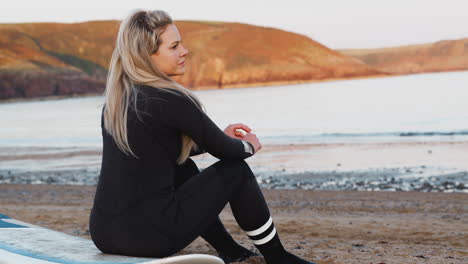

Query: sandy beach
[1,184,466,264]
[1,132,467,263]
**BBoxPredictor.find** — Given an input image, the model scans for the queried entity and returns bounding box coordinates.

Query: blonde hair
[104,9,205,165]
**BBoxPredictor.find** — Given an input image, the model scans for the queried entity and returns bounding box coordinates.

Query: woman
[89,9,317,264]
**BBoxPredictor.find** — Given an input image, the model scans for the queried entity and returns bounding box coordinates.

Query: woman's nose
[180,45,188,57]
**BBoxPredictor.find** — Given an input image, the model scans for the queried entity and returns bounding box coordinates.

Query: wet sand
[2,141,468,192]
[1,184,466,264]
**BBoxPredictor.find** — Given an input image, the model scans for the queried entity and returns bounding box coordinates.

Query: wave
[263,130,468,144]
[321,130,468,138]
[398,131,468,137]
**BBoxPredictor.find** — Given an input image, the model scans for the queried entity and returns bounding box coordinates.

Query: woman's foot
[217,245,260,263]
[265,251,318,264]
[201,216,260,263]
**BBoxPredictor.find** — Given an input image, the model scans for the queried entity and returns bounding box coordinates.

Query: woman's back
[94,85,184,217]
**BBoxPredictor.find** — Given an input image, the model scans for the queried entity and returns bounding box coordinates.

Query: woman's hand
[223,123,261,154]
[223,123,251,139]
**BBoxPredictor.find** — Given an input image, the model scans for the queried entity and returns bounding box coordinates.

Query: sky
[1,0,467,49]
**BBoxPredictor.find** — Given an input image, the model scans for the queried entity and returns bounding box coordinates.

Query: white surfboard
[0,214,224,264]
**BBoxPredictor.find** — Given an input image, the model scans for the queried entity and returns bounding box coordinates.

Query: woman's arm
[148,88,254,160]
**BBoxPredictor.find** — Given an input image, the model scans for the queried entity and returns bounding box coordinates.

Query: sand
[1,184,466,264]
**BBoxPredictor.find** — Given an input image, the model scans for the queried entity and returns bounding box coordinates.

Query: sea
[1,71,467,191]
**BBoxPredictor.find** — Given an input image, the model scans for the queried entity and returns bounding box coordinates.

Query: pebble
[2,166,468,193]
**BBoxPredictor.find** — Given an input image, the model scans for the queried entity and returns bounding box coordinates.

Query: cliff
[0,20,381,100]
[340,38,468,74]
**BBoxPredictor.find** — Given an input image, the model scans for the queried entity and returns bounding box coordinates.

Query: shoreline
[0,72,391,104]
[1,140,467,192]
[2,69,467,104]
[1,184,466,264]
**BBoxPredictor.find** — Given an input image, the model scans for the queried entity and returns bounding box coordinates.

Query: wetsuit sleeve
[152,89,254,160]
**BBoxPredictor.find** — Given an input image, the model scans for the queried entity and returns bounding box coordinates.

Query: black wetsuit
[89,84,271,258]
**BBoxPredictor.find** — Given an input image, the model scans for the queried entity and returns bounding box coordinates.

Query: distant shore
[0,72,391,104]
[0,92,103,104]
[4,69,468,104]
[1,184,466,264]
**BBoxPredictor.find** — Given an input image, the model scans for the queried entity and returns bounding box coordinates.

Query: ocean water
[1,71,467,147]
[1,71,468,191]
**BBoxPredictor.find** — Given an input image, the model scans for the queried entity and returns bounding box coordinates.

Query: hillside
[340,38,468,74]
[0,20,380,100]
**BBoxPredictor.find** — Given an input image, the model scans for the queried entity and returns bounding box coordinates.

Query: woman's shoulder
[134,84,196,114]
[135,84,185,100]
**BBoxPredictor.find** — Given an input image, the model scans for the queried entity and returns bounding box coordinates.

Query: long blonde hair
[104,9,205,165]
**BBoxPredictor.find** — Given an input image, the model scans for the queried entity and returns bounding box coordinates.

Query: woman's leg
[170,159,317,264]
[174,159,258,262]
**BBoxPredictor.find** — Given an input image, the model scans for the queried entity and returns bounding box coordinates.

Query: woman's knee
[214,159,255,182]
[214,159,247,171]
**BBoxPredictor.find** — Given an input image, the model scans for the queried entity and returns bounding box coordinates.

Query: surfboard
[0,214,224,264]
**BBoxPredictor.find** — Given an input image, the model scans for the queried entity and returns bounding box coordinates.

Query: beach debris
[2,165,468,193]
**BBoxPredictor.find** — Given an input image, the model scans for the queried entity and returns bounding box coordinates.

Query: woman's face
[151,24,188,77]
